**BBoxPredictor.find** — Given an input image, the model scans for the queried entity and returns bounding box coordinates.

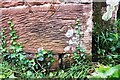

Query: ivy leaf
[16,45,22,52]
[38,56,44,61]
[42,50,47,54]
[20,54,25,60]
[27,71,33,77]
[11,53,16,58]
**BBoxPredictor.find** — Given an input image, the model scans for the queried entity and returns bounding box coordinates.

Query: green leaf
[75,25,79,29]
[107,38,113,41]
[76,19,80,22]
[48,53,52,58]
[38,56,44,61]
[10,23,14,27]
[10,45,15,50]
[43,50,47,54]
[110,70,119,78]
[49,72,54,77]
[8,20,11,24]
[104,65,120,78]
[11,30,15,34]
[110,46,116,52]
[108,55,112,60]
[115,33,118,40]
[16,45,22,52]
[51,58,54,62]
[0,75,5,78]
[10,39,14,43]
[47,62,51,66]
[96,65,110,73]
[37,53,41,57]
[11,53,16,58]
[9,73,17,78]
[11,36,18,40]
[13,42,17,45]
[20,54,25,60]
[30,59,35,63]
[27,71,33,77]
[9,27,13,30]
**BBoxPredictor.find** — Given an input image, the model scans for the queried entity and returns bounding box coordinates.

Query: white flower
[38,47,43,53]
[65,28,74,38]
[64,46,71,52]
[71,47,76,52]
[68,39,73,45]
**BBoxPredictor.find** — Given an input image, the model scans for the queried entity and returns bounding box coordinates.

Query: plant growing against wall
[36,48,55,72]
[1,19,55,78]
[64,19,83,52]
[92,19,120,66]
[0,28,8,54]
[62,19,93,79]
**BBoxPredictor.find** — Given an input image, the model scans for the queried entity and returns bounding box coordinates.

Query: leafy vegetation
[87,64,120,79]
[0,19,55,78]
[92,20,120,66]
[0,17,119,79]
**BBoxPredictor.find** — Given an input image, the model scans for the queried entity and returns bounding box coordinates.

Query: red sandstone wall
[0,0,92,69]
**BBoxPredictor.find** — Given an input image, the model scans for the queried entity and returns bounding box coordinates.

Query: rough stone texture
[1,3,92,54]
[60,0,92,3]
[0,0,92,69]
[0,0,61,8]
[50,54,59,70]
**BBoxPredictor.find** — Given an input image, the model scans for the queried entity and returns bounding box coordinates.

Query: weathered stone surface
[1,3,92,54]
[50,55,59,70]
[59,0,92,3]
[0,0,93,69]
[0,0,61,8]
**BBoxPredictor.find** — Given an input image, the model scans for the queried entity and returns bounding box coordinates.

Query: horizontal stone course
[0,1,92,69]
[1,3,92,54]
